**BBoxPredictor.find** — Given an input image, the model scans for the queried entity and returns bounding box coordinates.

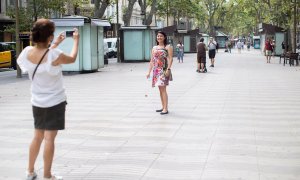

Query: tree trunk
[15,0,22,78]
[95,0,110,18]
[33,0,37,21]
[145,0,157,25]
[123,0,136,26]
[291,25,296,52]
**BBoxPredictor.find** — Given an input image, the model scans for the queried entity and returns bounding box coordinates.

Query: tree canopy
[154,0,299,38]
[5,0,300,39]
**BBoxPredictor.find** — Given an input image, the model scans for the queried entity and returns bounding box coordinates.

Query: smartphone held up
[65,30,75,37]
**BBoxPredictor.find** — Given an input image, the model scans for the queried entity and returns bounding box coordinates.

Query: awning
[51,19,84,27]
[121,26,147,30]
[91,19,111,27]
[177,30,187,33]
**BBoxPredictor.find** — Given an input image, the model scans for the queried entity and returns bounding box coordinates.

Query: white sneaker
[26,171,37,180]
[43,174,63,180]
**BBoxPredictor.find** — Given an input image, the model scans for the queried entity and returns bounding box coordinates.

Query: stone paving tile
[1,49,300,179]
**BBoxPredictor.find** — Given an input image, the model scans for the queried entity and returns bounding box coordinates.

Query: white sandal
[43,174,63,180]
[26,170,37,180]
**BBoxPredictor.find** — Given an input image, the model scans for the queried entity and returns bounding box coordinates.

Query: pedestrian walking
[146,31,173,115]
[264,38,273,63]
[281,41,285,51]
[17,19,79,180]
[271,40,276,57]
[227,40,232,53]
[176,41,184,63]
[247,41,251,51]
[196,38,208,73]
[208,37,217,67]
[237,40,242,53]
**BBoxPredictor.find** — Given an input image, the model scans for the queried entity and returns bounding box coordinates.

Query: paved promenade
[0,48,300,180]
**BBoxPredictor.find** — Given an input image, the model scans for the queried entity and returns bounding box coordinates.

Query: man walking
[208,37,217,67]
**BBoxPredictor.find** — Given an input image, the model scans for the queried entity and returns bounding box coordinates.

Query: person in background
[241,40,244,49]
[18,19,79,180]
[227,40,232,53]
[176,41,184,63]
[237,40,242,53]
[196,38,208,73]
[247,40,251,51]
[271,40,276,57]
[208,37,217,67]
[146,31,173,115]
[264,38,273,63]
[281,41,285,52]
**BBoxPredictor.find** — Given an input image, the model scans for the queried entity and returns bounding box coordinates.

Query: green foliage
[155,0,298,37]
[4,0,69,33]
[214,0,297,36]
[5,7,33,33]
[156,0,205,24]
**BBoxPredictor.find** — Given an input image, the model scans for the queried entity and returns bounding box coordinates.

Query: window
[111,5,115,15]
[9,0,15,6]
[107,31,112,37]
[0,1,2,13]
[91,0,95,4]
[107,42,112,48]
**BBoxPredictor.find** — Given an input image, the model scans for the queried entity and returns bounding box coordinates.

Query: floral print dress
[152,46,169,87]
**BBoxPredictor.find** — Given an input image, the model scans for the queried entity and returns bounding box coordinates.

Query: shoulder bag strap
[32,49,49,80]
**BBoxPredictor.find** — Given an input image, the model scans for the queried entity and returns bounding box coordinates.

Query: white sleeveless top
[17,46,66,107]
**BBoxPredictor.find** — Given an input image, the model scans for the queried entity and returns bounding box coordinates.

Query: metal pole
[144,0,146,25]
[167,0,169,26]
[116,0,120,63]
[15,0,22,78]
[293,0,297,52]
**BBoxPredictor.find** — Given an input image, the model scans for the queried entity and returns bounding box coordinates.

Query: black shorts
[209,49,216,59]
[197,56,206,64]
[32,101,67,130]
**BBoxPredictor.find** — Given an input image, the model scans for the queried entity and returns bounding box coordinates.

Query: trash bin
[51,16,110,72]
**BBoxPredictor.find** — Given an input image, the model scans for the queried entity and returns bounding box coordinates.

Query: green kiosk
[120,26,159,62]
[51,16,110,72]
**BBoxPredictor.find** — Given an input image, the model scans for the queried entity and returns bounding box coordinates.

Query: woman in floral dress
[146,31,173,115]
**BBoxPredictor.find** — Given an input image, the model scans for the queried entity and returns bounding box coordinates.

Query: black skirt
[32,101,67,130]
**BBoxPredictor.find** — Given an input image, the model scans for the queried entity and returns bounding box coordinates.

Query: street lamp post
[144,0,147,24]
[167,0,169,26]
[116,0,120,62]
[292,0,297,52]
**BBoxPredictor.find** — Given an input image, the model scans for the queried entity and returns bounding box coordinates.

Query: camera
[65,30,74,37]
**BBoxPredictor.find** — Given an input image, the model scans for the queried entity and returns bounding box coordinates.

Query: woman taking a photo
[146,31,173,115]
[18,19,79,180]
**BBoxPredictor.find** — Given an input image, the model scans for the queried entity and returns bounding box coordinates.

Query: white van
[104,38,118,58]
[103,40,109,64]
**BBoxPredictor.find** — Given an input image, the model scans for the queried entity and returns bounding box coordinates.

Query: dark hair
[156,31,168,46]
[200,38,204,42]
[31,19,55,43]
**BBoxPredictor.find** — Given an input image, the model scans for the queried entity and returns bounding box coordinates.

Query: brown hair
[31,19,55,43]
